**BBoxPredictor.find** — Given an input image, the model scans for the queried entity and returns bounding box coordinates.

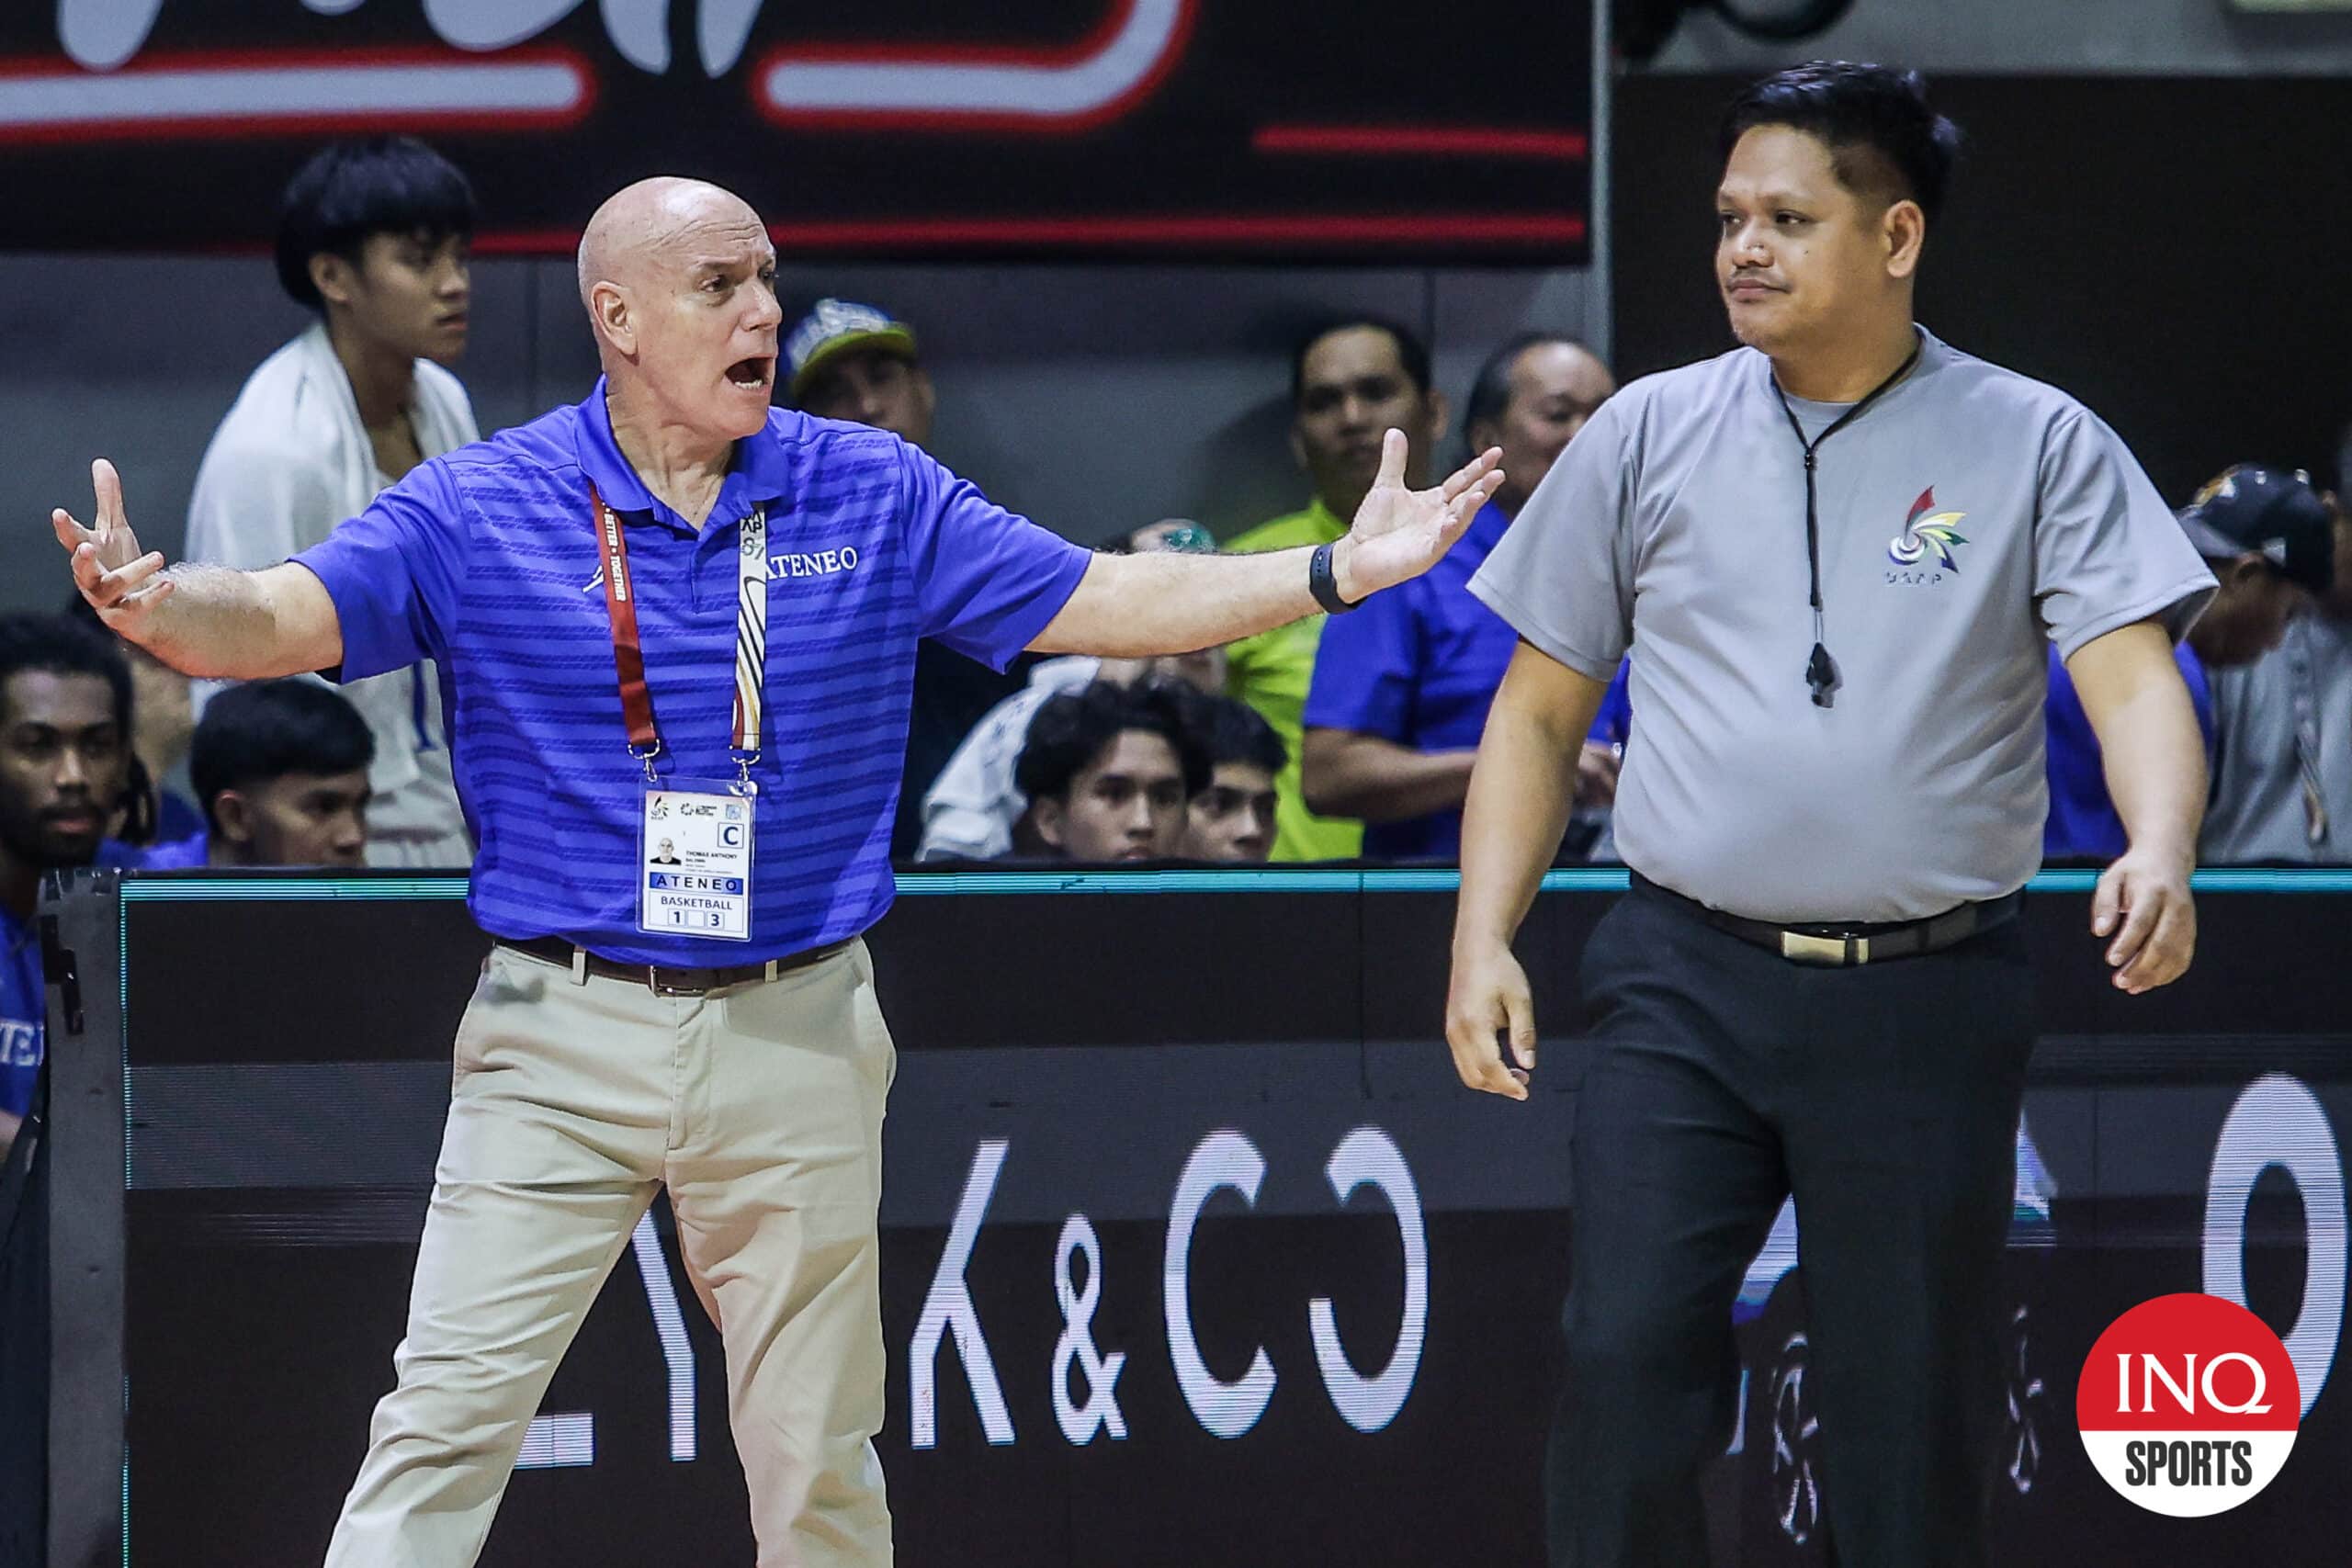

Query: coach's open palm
[54,458,174,639]
[1335,429,1503,601]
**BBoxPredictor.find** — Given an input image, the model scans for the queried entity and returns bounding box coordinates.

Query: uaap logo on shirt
[1885,486,1969,586]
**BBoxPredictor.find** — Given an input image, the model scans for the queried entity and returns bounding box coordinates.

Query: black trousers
[1548,880,2036,1568]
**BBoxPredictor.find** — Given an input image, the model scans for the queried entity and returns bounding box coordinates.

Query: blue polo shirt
[1304,500,1632,861]
[295,383,1091,964]
[2043,642,2212,861]
[2,907,41,1120]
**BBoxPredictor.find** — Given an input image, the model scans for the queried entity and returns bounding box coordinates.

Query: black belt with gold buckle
[1632,874,2022,967]
[495,934,848,995]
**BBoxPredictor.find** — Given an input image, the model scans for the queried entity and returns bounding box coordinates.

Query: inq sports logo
[2077,1292,2299,1517]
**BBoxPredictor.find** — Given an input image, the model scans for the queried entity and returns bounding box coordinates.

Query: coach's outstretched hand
[55,458,174,643]
[1331,430,1504,601]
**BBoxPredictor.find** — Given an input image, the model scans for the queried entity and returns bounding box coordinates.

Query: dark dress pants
[1546,880,2036,1568]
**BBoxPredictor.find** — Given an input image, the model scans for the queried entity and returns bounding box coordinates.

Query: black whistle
[1806,642,1838,707]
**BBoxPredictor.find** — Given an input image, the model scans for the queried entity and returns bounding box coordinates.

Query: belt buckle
[649,965,702,998]
[1781,931,1869,966]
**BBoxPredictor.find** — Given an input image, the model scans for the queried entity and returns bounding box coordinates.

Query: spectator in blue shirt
[0,615,135,1156]
[1301,333,1621,859]
[142,679,376,868]
[2045,465,2334,860]
[55,175,1504,1568]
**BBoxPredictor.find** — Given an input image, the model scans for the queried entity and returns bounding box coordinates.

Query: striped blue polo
[295,380,1091,964]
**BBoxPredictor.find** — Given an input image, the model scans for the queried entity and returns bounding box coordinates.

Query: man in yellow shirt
[1226,316,1449,859]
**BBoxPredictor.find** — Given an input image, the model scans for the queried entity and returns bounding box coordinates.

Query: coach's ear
[588,279,638,358]
[1883,198,1927,280]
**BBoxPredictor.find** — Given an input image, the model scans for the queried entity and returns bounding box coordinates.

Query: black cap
[2177,466,2335,595]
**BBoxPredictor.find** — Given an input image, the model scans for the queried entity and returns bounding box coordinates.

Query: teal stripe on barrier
[116,866,2352,903]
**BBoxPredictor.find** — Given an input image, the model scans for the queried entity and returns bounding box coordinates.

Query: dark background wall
[1611,73,2352,502]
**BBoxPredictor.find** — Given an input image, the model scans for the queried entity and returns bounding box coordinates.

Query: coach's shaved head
[575,175,782,450]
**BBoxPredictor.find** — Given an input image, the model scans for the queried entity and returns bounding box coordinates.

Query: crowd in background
[6,132,2351,1148]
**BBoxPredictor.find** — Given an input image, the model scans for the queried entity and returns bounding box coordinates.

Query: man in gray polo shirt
[1440,64,2213,1567]
[2201,473,2352,863]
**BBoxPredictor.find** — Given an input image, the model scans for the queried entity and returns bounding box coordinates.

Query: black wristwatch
[1309,541,1361,615]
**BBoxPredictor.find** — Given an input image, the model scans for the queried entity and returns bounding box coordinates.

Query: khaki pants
[324,940,896,1568]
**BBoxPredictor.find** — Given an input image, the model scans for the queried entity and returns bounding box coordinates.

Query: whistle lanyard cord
[1770,339,1924,706]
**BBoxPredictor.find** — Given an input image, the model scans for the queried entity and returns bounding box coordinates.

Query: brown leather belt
[1632,873,2022,967]
[496,934,849,996]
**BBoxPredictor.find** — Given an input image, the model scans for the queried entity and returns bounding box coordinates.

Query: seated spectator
[786,297,1036,862]
[2044,465,2331,861]
[62,596,192,846]
[1300,333,1622,861]
[142,681,376,869]
[1011,682,1208,863]
[1225,316,1451,861]
[1177,695,1284,863]
[2042,642,2211,862]
[186,135,480,868]
[916,521,1222,861]
[2202,473,2352,863]
[789,297,935,436]
[1,615,136,1156]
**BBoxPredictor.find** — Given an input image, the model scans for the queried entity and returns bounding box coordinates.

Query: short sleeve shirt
[1304,499,1626,862]
[295,383,1091,964]
[1470,328,2215,922]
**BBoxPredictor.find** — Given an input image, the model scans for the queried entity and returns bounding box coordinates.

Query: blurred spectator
[1178,695,1283,863]
[916,522,1222,861]
[789,297,935,437]
[2044,465,2331,860]
[186,136,478,867]
[2203,477,2352,863]
[1224,316,1450,861]
[1301,333,1620,861]
[62,595,193,845]
[786,297,1042,861]
[0,615,135,1156]
[141,682,376,869]
[1011,682,1209,863]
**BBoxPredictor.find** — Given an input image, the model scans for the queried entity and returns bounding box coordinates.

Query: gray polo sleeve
[1466,395,1638,682]
[2033,408,2217,659]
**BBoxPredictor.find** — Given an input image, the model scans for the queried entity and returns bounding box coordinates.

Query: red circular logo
[2077,1292,2299,1517]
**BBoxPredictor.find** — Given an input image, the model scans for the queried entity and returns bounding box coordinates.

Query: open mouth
[726,356,774,391]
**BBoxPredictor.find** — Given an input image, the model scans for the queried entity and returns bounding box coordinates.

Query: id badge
[640,778,756,940]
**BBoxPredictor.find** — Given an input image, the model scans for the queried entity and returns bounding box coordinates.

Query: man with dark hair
[1012,681,1208,863]
[187,135,479,868]
[1226,315,1450,860]
[1304,333,1622,860]
[143,680,376,868]
[1176,694,1283,863]
[1445,64,2213,1566]
[0,615,135,1156]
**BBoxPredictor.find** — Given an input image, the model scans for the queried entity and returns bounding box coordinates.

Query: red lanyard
[592,484,768,781]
